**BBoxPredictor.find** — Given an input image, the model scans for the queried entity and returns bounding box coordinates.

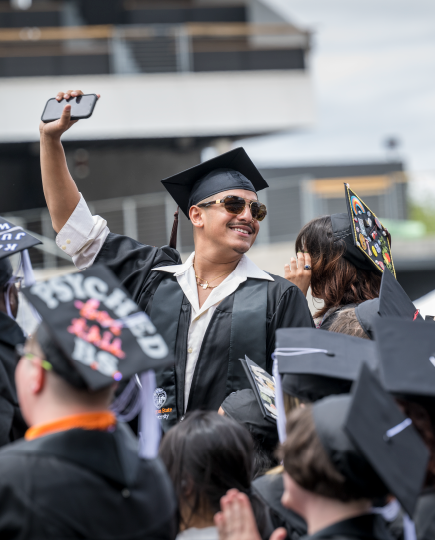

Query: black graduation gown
[95,233,314,428]
[0,312,27,446]
[413,488,435,540]
[303,514,394,540]
[0,422,177,540]
[252,472,307,540]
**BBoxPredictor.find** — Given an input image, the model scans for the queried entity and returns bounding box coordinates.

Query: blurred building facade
[1,0,314,211]
[1,1,433,300]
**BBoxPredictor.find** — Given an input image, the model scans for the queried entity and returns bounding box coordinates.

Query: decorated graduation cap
[22,264,174,457]
[239,355,277,423]
[331,184,395,276]
[221,389,278,450]
[161,147,268,248]
[375,318,435,403]
[354,269,421,338]
[313,364,428,517]
[0,216,42,318]
[272,328,377,443]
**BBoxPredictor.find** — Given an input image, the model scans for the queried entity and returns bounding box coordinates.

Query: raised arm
[39,89,99,233]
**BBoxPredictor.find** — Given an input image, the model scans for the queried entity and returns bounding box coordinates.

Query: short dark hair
[281,406,369,501]
[159,410,270,532]
[328,308,369,339]
[295,216,381,318]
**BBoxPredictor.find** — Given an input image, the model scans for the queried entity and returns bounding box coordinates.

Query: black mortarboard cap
[376,318,435,401]
[22,264,173,391]
[0,217,41,261]
[161,147,268,218]
[313,364,428,516]
[354,269,422,338]
[331,184,395,276]
[221,389,279,449]
[0,217,41,286]
[378,268,422,320]
[354,298,379,339]
[275,328,377,402]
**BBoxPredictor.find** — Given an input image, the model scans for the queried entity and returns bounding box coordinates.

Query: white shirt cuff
[56,193,110,270]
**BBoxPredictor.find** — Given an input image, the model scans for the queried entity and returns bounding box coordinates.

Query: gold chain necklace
[193,264,232,290]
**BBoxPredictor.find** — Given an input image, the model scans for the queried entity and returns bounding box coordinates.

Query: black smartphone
[41,94,98,123]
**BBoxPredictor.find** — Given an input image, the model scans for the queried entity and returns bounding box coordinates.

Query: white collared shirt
[56,194,273,410]
[152,251,273,409]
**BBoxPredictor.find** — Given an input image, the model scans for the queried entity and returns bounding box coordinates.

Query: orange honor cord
[25,411,116,441]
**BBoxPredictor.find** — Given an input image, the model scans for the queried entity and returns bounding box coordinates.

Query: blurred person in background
[376,319,435,540]
[253,329,377,540]
[328,267,422,340]
[159,410,272,540]
[0,268,177,539]
[215,366,428,540]
[286,215,381,329]
[0,221,41,447]
[38,88,313,432]
[219,389,279,478]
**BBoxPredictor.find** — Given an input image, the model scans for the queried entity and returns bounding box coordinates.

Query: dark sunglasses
[197,195,267,222]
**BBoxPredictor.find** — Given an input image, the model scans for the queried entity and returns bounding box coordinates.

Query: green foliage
[409,201,435,234]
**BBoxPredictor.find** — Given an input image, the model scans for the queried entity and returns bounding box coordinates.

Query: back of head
[328,307,370,340]
[295,216,381,318]
[281,405,384,502]
[159,411,253,517]
[221,389,279,477]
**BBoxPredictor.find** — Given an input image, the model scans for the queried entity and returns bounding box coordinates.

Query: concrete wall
[0,70,315,143]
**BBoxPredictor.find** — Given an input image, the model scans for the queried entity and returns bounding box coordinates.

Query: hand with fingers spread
[39,89,100,140]
[215,489,287,540]
[284,251,312,297]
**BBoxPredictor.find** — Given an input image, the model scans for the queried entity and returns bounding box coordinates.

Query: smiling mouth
[229,225,253,236]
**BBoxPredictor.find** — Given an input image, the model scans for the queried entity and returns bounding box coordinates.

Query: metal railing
[0,22,310,75]
[3,172,410,271]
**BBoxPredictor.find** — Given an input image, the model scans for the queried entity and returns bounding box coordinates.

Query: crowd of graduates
[0,89,433,540]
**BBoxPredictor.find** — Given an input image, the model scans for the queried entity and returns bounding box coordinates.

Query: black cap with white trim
[275,328,377,402]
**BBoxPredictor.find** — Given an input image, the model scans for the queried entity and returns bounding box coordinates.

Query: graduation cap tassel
[402,514,417,540]
[139,370,161,459]
[4,281,15,319]
[272,357,287,444]
[21,249,36,287]
[20,250,41,325]
[169,207,179,250]
[110,375,142,422]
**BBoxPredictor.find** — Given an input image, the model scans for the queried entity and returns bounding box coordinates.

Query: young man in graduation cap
[38,89,314,430]
[215,364,429,540]
[0,265,177,539]
[0,217,41,447]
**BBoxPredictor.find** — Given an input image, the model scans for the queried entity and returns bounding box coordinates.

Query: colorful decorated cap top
[331,184,395,276]
[22,265,173,391]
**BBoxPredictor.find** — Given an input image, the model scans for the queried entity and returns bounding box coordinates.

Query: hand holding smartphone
[41,93,98,123]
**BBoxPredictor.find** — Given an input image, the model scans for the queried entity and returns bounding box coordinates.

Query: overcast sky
[236,0,435,189]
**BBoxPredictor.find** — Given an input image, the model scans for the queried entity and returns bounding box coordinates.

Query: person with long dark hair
[159,410,272,540]
[287,215,381,329]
